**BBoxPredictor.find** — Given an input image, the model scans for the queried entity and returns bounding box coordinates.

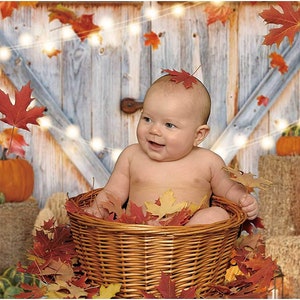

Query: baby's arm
[85,145,133,218]
[210,153,259,220]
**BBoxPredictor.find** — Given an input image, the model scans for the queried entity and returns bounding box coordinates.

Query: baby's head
[137,74,211,162]
[144,75,211,125]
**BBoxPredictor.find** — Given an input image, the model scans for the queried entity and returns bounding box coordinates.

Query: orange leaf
[43,48,62,58]
[259,2,300,47]
[144,31,161,50]
[0,1,18,19]
[204,3,234,25]
[269,52,288,74]
[257,95,269,107]
[0,81,46,131]
[48,4,101,41]
[0,128,28,157]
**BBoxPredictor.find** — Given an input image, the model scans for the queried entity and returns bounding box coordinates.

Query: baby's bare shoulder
[194,147,226,166]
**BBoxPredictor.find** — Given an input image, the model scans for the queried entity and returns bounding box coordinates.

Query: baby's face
[137,84,203,162]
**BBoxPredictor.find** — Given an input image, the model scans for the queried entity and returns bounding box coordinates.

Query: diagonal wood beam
[0,30,110,187]
[211,35,300,164]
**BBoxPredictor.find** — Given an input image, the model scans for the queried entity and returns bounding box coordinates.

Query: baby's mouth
[148,140,165,148]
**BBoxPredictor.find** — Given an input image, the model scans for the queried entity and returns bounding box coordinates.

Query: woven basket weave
[67,188,246,298]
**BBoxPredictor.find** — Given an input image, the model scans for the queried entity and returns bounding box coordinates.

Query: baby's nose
[149,123,162,135]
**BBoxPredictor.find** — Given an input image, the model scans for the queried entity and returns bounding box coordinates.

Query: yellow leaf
[145,189,187,219]
[93,283,122,299]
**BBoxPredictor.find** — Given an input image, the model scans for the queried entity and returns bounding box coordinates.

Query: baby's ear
[194,125,210,146]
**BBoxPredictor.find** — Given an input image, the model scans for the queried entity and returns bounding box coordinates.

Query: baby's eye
[165,122,176,128]
[143,116,151,123]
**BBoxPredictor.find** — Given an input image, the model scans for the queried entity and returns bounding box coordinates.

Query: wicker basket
[67,188,246,298]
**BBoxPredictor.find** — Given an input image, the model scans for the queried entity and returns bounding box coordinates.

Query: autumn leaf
[93,283,122,299]
[142,271,196,299]
[0,128,28,157]
[204,3,234,25]
[259,2,300,47]
[257,95,269,107]
[145,190,187,219]
[144,31,161,50]
[269,52,288,74]
[16,283,47,299]
[162,68,198,89]
[43,47,62,58]
[48,4,101,41]
[0,1,18,19]
[0,81,46,131]
[241,217,265,235]
[223,166,272,192]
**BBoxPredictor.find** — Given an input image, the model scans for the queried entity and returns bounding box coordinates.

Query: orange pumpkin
[276,136,300,156]
[0,158,34,202]
[276,123,300,156]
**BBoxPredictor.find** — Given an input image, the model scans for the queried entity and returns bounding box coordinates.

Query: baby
[85,74,258,225]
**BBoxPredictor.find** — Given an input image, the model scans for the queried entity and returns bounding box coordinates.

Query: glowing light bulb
[100,16,114,30]
[61,26,75,40]
[233,134,247,148]
[38,116,52,129]
[274,119,288,131]
[0,47,11,61]
[90,137,105,152]
[88,33,102,46]
[260,136,274,150]
[43,41,56,53]
[145,7,158,20]
[19,32,33,47]
[129,22,141,35]
[171,4,185,17]
[66,125,81,139]
[111,148,122,163]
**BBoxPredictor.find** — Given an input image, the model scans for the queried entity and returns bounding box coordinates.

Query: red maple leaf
[0,82,46,131]
[204,3,234,25]
[48,4,101,41]
[259,2,300,47]
[144,31,161,50]
[142,271,196,298]
[0,1,18,19]
[257,95,269,107]
[241,217,264,234]
[162,68,197,89]
[0,128,28,157]
[15,283,47,299]
[269,52,288,74]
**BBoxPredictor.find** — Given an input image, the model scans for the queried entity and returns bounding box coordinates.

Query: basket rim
[67,188,247,233]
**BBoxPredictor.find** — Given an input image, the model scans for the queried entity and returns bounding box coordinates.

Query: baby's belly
[128,184,211,212]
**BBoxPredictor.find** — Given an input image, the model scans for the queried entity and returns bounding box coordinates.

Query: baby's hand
[84,192,110,219]
[239,194,258,220]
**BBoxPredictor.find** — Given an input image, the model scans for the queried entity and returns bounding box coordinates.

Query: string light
[260,136,275,150]
[87,33,102,46]
[61,26,75,40]
[99,16,114,30]
[65,124,81,140]
[0,46,12,61]
[275,118,289,131]
[171,4,185,17]
[234,134,248,148]
[90,137,105,152]
[38,116,52,129]
[128,22,141,35]
[18,32,34,47]
[42,41,57,54]
[144,7,159,20]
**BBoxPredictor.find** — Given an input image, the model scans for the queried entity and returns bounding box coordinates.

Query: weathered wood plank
[211,34,300,164]
[0,30,110,187]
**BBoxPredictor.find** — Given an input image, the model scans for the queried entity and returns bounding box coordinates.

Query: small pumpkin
[0,158,34,202]
[276,123,300,156]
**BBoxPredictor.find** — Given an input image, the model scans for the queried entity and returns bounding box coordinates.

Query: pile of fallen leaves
[16,220,121,299]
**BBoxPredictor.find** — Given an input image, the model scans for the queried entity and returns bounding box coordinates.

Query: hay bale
[265,236,300,298]
[258,155,300,236]
[0,197,39,273]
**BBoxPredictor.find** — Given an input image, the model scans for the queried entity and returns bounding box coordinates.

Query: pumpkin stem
[1,148,8,160]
